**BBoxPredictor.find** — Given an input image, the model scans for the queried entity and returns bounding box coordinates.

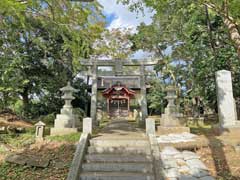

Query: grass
[46,132,81,143]
[0,131,35,149]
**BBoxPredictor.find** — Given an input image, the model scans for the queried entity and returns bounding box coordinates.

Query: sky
[98,0,154,30]
[98,0,155,59]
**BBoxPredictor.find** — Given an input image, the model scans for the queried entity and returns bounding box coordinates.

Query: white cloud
[131,49,153,59]
[98,0,154,30]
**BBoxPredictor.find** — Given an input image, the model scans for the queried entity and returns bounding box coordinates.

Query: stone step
[93,135,148,140]
[82,162,153,173]
[80,172,154,180]
[87,146,151,155]
[85,154,152,163]
[89,139,149,147]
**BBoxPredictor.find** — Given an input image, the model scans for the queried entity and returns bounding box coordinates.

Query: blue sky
[104,12,118,27]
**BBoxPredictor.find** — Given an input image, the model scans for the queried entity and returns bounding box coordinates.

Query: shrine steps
[80,136,155,180]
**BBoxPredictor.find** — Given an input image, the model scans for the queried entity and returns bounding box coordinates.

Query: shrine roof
[102,85,136,96]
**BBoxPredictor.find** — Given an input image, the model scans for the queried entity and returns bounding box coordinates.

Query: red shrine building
[96,77,145,118]
[102,83,136,117]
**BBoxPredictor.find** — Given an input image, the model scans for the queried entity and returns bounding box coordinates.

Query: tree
[0,0,104,117]
[92,28,133,59]
[118,0,240,110]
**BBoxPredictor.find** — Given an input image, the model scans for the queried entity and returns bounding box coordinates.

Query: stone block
[50,128,78,136]
[54,114,74,128]
[83,117,92,134]
[145,118,155,135]
[157,126,190,135]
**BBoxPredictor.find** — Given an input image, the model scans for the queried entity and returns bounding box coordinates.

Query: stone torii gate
[81,59,158,126]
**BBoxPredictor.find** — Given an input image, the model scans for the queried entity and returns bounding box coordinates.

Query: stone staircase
[79,123,155,180]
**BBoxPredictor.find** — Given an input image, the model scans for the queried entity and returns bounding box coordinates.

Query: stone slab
[157,126,190,135]
[5,154,26,165]
[82,162,153,173]
[85,154,152,163]
[25,156,49,168]
[5,154,49,168]
[80,172,154,180]
[87,146,151,155]
[50,127,78,136]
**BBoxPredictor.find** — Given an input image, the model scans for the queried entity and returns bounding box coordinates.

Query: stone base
[212,124,240,136]
[157,126,190,135]
[50,128,78,136]
[160,114,186,127]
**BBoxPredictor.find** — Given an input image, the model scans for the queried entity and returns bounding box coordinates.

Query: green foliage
[147,79,166,115]
[119,0,240,111]
[0,130,35,148]
[39,113,56,125]
[0,0,104,118]
[92,28,134,59]
[73,108,85,120]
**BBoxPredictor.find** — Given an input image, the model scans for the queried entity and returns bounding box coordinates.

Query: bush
[39,113,55,125]
[73,108,85,121]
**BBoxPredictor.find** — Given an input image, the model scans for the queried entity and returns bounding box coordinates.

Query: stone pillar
[140,64,148,124]
[91,62,97,126]
[83,117,92,134]
[115,60,123,76]
[216,70,237,128]
[146,118,155,135]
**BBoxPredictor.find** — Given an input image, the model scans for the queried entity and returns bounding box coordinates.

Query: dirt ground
[196,134,240,180]
[0,141,76,180]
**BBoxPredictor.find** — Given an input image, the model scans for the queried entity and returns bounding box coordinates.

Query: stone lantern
[164,86,177,115]
[35,121,46,141]
[157,85,190,134]
[50,82,79,136]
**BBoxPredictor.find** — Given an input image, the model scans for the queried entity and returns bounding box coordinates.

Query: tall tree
[0,0,104,117]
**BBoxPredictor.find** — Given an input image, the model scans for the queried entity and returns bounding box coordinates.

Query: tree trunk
[223,18,240,58]
[21,86,29,116]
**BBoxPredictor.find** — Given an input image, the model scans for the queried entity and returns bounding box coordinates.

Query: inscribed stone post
[35,121,46,141]
[216,70,236,128]
[83,118,92,134]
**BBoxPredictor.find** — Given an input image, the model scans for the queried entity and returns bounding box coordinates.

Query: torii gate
[80,59,158,126]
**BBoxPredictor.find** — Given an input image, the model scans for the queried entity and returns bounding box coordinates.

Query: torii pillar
[90,62,98,126]
[140,64,148,126]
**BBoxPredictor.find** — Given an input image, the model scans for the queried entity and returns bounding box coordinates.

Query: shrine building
[97,77,142,118]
